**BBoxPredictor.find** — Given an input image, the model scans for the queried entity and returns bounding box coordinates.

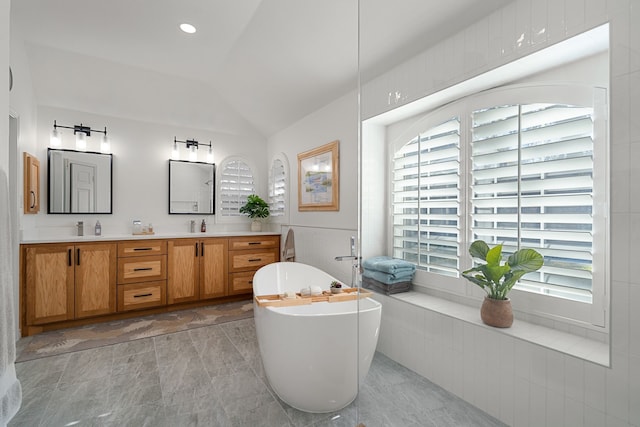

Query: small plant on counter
[330,281,342,289]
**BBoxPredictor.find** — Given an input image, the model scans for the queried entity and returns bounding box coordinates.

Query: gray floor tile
[11,319,507,427]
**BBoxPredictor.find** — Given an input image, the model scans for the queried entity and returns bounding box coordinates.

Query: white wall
[268,91,359,284]
[361,1,640,426]
[27,105,268,237]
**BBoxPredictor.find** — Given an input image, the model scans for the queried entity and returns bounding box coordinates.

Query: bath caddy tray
[254,288,372,307]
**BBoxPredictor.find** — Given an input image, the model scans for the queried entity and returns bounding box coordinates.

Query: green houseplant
[239,194,270,231]
[462,240,543,327]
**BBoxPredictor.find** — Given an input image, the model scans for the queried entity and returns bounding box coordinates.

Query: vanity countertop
[20,231,280,245]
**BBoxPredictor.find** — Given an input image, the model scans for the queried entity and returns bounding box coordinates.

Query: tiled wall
[363,0,639,425]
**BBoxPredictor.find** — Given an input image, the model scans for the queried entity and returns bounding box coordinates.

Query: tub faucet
[334,236,359,261]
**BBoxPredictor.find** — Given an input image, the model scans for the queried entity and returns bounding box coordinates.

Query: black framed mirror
[169,160,215,214]
[47,148,113,214]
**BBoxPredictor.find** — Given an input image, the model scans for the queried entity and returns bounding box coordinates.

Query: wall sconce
[50,120,110,153]
[172,137,213,163]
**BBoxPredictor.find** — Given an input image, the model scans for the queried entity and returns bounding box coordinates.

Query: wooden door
[23,152,40,214]
[200,238,228,299]
[75,242,117,318]
[167,239,199,304]
[25,244,74,325]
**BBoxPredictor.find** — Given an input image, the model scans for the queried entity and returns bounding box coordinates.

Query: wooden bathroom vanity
[19,233,280,336]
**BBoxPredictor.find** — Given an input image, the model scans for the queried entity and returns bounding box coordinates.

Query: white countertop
[20,231,280,244]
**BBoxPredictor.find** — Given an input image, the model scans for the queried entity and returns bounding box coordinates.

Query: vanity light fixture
[50,120,110,153]
[173,137,213,163]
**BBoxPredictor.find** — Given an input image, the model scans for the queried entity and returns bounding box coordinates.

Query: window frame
[216,156,258,222]
[388,83,609,330]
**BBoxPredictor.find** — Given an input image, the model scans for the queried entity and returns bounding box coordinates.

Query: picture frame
[297,140,339,211]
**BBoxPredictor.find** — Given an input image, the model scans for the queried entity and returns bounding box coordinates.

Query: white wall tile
[529,345,548,387]
[629,71,640,140]
[546,350,565,393]
[501,1,518,58]
[628,285,640,357]
[611,4,631,78]
[487,9,503,64]
[513,376,531,427]
[565,0,586,36]
[515,0,532,52]
[611,143,631,215]
[611,281,630,354]
[565,396,585,426]
[584,405,607,427]
[585,0,608,27]
[628,215,640,285]
[529,382,547,426]
[606,351,630,423]
[531,0,548,46]
[546,388,565,426]
[584,361,607,411]
[629,354,640,425]
[629,1,640,72]
[611,74,631,145]
[564,354,586,402]
[547,0,567,44]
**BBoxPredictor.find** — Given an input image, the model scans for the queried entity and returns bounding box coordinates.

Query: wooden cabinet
[228,235,279,295]
[21,234,279,335]
[23,152,40,214]
[167,238,228,304]
[24,242,116,325]
[117,240,167,311]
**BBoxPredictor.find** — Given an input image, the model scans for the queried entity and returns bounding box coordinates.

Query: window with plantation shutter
[471,103,596,302]
[268,157,287,217]
[390,84,608,326]
[392,117,461,277]
[218,159,255,217]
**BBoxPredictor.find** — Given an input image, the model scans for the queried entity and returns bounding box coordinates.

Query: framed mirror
[169,160,215,214]
[47,148,113,214]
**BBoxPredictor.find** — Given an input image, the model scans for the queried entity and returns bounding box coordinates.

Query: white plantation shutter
[218,159,255,216]
[471,103,595,301]
[392,117,461,277]
[268,158,286,217]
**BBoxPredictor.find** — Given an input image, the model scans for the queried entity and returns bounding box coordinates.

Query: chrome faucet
[335,236,360,286]
[334,236,359,261]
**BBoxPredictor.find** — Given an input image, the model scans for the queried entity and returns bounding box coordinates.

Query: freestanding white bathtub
[253,262,381,413]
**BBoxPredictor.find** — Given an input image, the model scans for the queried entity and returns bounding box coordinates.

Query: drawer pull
[248,242,261,245]
[248,258,262,262]
[68,248,72,266]
[133,247,153,251]
[133,267,153,271]
[248,280,253,284]
[133,293,153,298]
[77,248,81,266]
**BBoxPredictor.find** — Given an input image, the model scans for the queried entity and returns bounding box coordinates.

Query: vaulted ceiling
[10,0,511,137]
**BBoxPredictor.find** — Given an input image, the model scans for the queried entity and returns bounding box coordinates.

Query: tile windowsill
[373,290,609,367]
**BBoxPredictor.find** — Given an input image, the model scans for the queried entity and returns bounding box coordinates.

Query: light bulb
[207,145,214,163]
[171,141,179,160]
[100,134,110,153]
[189,145,197,162]
[76,131,87,151]
[50,128,61,146]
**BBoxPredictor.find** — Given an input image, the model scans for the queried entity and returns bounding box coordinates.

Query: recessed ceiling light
[179,23,196,34]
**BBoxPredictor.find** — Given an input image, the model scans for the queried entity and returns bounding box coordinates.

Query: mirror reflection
[169,160,215,215]
[47,148,113,214]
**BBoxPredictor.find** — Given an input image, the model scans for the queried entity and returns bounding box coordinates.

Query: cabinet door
[167,239,199,304]
[25,244,74,325]
[200,238,228,299]
[75,243,117,318]
[23,152,40,214]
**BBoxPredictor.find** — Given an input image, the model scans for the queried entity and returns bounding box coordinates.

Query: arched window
[217,158,256,217]
[268,154,289,220]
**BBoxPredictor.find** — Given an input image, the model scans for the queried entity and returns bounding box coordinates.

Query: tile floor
[10,318,506,427]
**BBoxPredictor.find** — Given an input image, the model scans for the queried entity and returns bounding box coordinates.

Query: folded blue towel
[362,256,416,274]
[363,269,414,285]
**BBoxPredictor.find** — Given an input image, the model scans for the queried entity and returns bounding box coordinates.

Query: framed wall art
[297,140,339,211]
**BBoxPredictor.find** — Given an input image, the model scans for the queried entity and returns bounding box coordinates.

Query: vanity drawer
[228,235,279,251]
[228,271,256,295]
[228,249,279,272]
[117,255,166,284]
[117,281,166,311]
[118,240,167,257]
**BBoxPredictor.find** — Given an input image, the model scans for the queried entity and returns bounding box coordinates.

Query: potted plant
[462,240,543,328]
[239,194,270,232]
[330,280,343,294]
